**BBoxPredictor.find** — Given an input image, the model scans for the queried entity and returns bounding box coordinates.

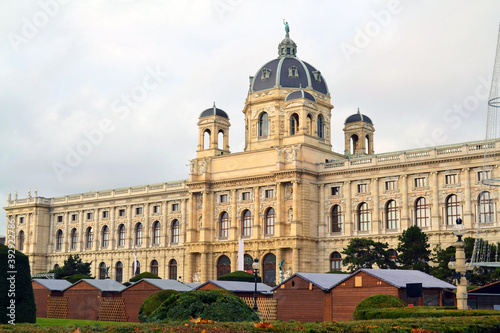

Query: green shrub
[217,270,261,283]
[353,294,406,320]
[62,274,93,284]
[138,289,180,322]
[147,289,259,322]
[360,306,499,320]
[0,244,36,324]
[129,271,161,282]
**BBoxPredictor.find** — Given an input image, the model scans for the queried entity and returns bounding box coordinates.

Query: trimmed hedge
[217,270,261,283]
[353,294,406,320]
[129,272,161,282]
[62,274,93,284]
[360,306,500,320]
[0,243,36,324]
[138,289,180,323]
[147,289,259,322]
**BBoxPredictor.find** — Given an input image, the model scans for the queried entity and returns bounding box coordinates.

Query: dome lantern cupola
[343,108,375,156]
[278,21,297,58]
[197,102,231,158]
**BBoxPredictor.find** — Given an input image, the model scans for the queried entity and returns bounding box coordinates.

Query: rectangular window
[57,216,63,223]
[385,181,395,191]
[102,211,109,219]
[119,209,126,217]
[135,207,143,215]
[19,216,25,224]
[414,177,425,188]
[357,184,367,193]
[220,194,228,203]
[478,171,491,181]
[331,186,340,196]
[445,174,457,184]
[265,189,274,198]
[153,205,160,214]
[86,212,93,220]
[242,192,250,201]
[71,214,77,222]
[172,203,179,212]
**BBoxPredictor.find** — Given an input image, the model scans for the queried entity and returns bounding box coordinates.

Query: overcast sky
[1,1,500,234]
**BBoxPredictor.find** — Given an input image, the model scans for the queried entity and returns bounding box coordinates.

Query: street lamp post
[252,258,259,312]
[448,218,472,309]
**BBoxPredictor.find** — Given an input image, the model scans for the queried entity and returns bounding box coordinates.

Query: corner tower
[243,25,334,153]
[197,103,231,158]
[343,108,375,156]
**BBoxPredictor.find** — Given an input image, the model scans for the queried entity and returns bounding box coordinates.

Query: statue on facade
[8,192,11,201]
[27,189,31,198]
[192,271,201,283]
[279,260,285,284]
[14,191,18,200]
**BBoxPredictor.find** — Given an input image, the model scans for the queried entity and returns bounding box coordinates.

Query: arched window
[135,223,143,246]
[99,262,106,280]
[331,205,342,232]
[218,130,224,150]
[358,202,370,231]
[265,207,275,235]
[71,228,78,250]
[203,129,211,150]
[263,253,276,286]
[478,191,493,223]
[389,249,398,262]
[18,230,25,251]
[446,194,460,225]
[219,212,229,238]
[169,259,177,280]
[150,259,159,276]
[133,260,141,276]
[365,135,370,154]
[350,134,359,155]
[171,220,180,244]
[242,210,252,237]
[102,225,109,248]
[86,227,93,249]
[290,113,299,135]
[152,221,161,245]
[386,200,398,229]
[115,261,123,283]
[244,254,253,271]
[259,112,268,137]
[330,252,342,271]
[306,114,312,135]
[54,264,60,270]
[217,255,231,278]
[415,197,430,227]
[56,229,63,251]
[118,224,126,247]
[317,114,325,138]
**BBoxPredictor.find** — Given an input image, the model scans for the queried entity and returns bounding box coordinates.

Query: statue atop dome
[283,20,290,36]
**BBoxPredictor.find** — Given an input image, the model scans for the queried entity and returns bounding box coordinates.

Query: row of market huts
[33,269,457,322]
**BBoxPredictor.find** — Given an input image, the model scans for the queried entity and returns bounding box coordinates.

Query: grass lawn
[36,317,135,326]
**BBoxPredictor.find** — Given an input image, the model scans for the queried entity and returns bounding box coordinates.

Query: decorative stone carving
[284,144,301,163]
[192,271,201,283]
[283,267,292,280]
[197,158,210,175]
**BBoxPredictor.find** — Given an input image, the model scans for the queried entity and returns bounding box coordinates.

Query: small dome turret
[199,102,229,119]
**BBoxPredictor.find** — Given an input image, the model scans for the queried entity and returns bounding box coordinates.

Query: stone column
[253,186,261,239]
[345,181,352,235]
[185,252,193,283]
[181,199,187,244]
[144,204,150,246]
[401,175,409,230]
[318,184,326,237]
[201,252,209,283]
[431,172,441,231]
[162,201,169,244]
[276,182,284,237]
[291,181,302,235]
[230,189,238,240]
[201,191,210,242]
[110,207,116,249]
[292,247,300,274]
[372,178,380,234]
[127,205,133,248]
[463,168,472,229]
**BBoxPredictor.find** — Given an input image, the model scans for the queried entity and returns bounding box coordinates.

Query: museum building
[5,29,500,285]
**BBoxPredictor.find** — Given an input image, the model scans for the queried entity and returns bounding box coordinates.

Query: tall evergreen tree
[50,254,92,279]
[396,225,431,273]
[342,238,396,273]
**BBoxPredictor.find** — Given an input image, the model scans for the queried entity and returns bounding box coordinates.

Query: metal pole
[253,268,258,312]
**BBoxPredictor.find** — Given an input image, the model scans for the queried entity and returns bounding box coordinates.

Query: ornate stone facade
[5,30,500,286]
